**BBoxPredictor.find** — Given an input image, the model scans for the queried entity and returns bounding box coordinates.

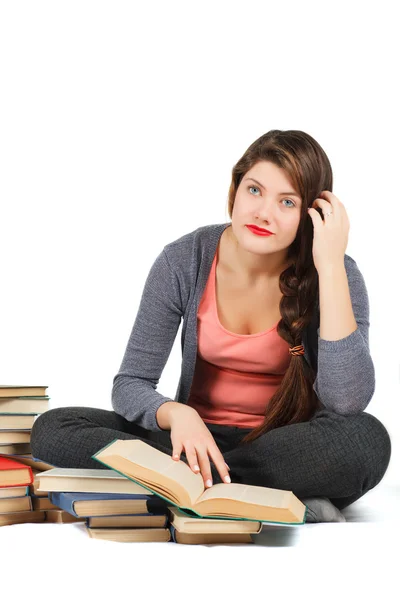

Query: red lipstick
[246,225,274,237]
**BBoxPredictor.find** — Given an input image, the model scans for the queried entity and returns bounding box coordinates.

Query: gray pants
[30,405,391,510]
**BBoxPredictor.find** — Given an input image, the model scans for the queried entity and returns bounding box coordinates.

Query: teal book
[92,438,306,525]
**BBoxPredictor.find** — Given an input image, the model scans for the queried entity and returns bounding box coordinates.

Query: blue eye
[282,198,295,208]
[248,186,260,195]
[247,186,296,207]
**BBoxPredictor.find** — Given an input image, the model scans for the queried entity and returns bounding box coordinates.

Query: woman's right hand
[169,404,231,488]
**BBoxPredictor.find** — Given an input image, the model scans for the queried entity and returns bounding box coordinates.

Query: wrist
[317,256,345,271]
[156,401,193,430]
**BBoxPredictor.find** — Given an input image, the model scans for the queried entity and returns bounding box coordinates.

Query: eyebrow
[244,177,301,199]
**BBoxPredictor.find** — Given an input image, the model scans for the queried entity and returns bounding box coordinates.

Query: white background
[0,2,399,597]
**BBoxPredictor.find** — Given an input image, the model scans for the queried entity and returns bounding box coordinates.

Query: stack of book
[29,469,86,524]
[35,468,173,542]
[0,383,83,525]
[0,385,52,471]
[167,506,262,544]
[34,466,266,544]
[0,455,46,526]
[89,438,307,544]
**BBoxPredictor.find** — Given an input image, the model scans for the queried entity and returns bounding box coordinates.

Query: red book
[0,456,33,487]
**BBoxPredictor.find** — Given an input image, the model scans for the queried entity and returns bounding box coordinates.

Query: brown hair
[226,129,332,445]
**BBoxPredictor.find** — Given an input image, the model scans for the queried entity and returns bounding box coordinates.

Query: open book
[93,439,306,524]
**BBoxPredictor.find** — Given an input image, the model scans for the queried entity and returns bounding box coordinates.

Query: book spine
[49,492,78,517]
[169,524,177,543]
[49,493,173,518]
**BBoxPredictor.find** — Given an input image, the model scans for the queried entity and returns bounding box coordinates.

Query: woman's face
[231,160,302,257]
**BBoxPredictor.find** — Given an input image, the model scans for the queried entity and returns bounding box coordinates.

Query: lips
[246,225,274,234]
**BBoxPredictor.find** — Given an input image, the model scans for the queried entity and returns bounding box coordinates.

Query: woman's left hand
[307,190,350,273]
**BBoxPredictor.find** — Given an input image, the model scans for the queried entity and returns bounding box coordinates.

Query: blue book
[49,491,172,518]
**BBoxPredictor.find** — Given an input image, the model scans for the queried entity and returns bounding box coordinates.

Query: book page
[38,468,127,479]
[196,482,289,507]
[95,439,205,507]
[195,483,248,504]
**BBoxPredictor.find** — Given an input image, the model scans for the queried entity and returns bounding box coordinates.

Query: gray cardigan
[112,222,375,431]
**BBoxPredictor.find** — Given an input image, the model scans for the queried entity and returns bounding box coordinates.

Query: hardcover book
[49,491,171,518]
[92,439,306,524]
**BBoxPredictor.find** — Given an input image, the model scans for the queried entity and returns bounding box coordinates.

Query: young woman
[31,129,391,522]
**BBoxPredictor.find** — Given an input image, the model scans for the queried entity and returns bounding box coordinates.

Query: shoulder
[162,222,229,268]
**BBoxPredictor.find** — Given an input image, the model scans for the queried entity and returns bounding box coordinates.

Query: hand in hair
[307,190,350,272]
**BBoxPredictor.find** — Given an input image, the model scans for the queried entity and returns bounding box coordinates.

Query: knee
[352,412,391,489]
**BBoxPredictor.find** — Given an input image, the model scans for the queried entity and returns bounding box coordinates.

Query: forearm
[313,258,375,414]
[318,262,358,341]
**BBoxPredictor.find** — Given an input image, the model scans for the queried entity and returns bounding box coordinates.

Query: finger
[184,445,202,475]
[195,446,215,488]
[307,207,323,230]
[307,208,329,231]
[209,446,231,484]
[311,198,332,212]
[320,190,341,206]
[171,442,183,461]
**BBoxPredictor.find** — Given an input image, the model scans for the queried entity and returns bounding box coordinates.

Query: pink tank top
[187,250,292,428]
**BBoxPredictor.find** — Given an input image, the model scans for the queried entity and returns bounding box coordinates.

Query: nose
[255,197,275,222]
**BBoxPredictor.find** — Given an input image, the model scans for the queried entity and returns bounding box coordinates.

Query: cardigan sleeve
[111,248,183,431]
[312,255,375,414]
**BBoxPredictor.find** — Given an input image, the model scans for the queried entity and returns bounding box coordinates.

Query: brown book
[0,495,32,513]
[32,496,58,511]
[87,514,168,528]
[168,506,262,534]
[86,527,171,543]
[172,529,254,545]
[0,431,31,444]
[0,509,46,527]
[0,443,31,455]
[0,415,36,429]
[30,471,49,496]
[45,509,86,524]
[93,439,306,525]
[0,386,48,397]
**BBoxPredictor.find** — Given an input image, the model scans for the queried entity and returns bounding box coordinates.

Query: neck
[225,224,292,283]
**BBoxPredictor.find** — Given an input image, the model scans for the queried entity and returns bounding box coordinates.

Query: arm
[111,248,183,431]
[313,255,375,414]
